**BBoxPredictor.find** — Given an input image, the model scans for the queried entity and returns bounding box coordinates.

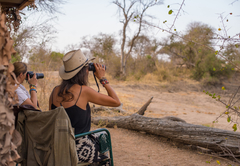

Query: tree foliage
[160,22,235,84]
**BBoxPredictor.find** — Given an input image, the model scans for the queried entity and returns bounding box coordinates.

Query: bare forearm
[30,91,38,108]
[104,84,120,106]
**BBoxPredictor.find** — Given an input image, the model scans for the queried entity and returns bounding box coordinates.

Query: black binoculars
[88,63,106,72]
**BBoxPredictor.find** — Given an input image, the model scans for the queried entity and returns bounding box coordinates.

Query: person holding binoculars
[13,62,39,109]
[49,49,120,164]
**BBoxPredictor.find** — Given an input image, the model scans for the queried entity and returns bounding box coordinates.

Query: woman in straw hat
[49,49,120,164]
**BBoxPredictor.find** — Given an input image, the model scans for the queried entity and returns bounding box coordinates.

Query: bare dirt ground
[90,78,240,166]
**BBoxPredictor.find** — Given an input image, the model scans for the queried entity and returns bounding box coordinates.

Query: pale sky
[24,0,240,52]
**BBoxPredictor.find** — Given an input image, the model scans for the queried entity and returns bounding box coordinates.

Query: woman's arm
[85,63,120,107]
[84,85,120,107]
[21,94,38,108]
[22,73,38,109]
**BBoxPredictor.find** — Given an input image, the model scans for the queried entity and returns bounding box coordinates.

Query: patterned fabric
[76,132,111,166]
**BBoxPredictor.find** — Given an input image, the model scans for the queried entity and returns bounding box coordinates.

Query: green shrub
[192,60,205,80]
[192,53,234,85]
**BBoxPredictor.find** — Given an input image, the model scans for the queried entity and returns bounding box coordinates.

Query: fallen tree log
[91,98,240,158]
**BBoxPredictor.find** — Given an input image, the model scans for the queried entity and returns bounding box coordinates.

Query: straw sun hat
[59,49,95,80]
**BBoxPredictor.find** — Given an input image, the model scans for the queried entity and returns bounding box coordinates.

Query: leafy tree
[50,51,64,62]
[160,22,234,83]
[183,22,215,67]
[161,22,215,68]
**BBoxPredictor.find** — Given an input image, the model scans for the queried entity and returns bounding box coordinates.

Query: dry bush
[125,55,157,81]
[137,73,158,84]
[123,59,192,83]
[153,61,192,82]
[154,65,172,82]
[200,73,222,86]
[104,55,121,79]
[154,62,175,82]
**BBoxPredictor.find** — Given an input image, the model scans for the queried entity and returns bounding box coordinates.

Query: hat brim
[59,57,95,80]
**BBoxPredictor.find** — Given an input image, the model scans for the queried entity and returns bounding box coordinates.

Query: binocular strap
[93,73,100,93]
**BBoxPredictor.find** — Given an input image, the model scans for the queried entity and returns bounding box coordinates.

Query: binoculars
[88,63,106,72]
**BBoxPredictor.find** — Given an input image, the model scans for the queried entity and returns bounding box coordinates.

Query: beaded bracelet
[99,77,109,86]
[29,84,36,89]
[29,88,37,93]
[29,84,37,93]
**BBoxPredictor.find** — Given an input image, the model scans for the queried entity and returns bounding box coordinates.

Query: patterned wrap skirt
[76,132,111,166]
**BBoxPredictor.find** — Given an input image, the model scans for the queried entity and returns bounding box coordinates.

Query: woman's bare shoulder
[81,85,97,97]
[51,85,60,94]
[71,84,83,90]
[81,85,94,92]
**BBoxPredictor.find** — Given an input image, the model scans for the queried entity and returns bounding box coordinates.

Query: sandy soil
[90,80,240,166]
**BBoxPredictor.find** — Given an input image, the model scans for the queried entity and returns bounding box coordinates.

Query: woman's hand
[28,73,38,86]
[94,63,106,80]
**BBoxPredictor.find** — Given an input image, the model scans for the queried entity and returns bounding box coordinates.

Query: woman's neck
[17,77,23,84]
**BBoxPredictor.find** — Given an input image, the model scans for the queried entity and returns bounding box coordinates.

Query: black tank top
[51,86,91,135]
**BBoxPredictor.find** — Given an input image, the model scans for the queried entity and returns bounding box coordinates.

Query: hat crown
[59,49,95,80]
[63,49,87,72]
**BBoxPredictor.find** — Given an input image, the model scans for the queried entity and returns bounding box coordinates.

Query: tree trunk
[120,51,124,74]
[91,98,240,157]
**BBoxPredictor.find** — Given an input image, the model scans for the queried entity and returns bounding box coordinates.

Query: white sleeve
[15,87,29,105]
